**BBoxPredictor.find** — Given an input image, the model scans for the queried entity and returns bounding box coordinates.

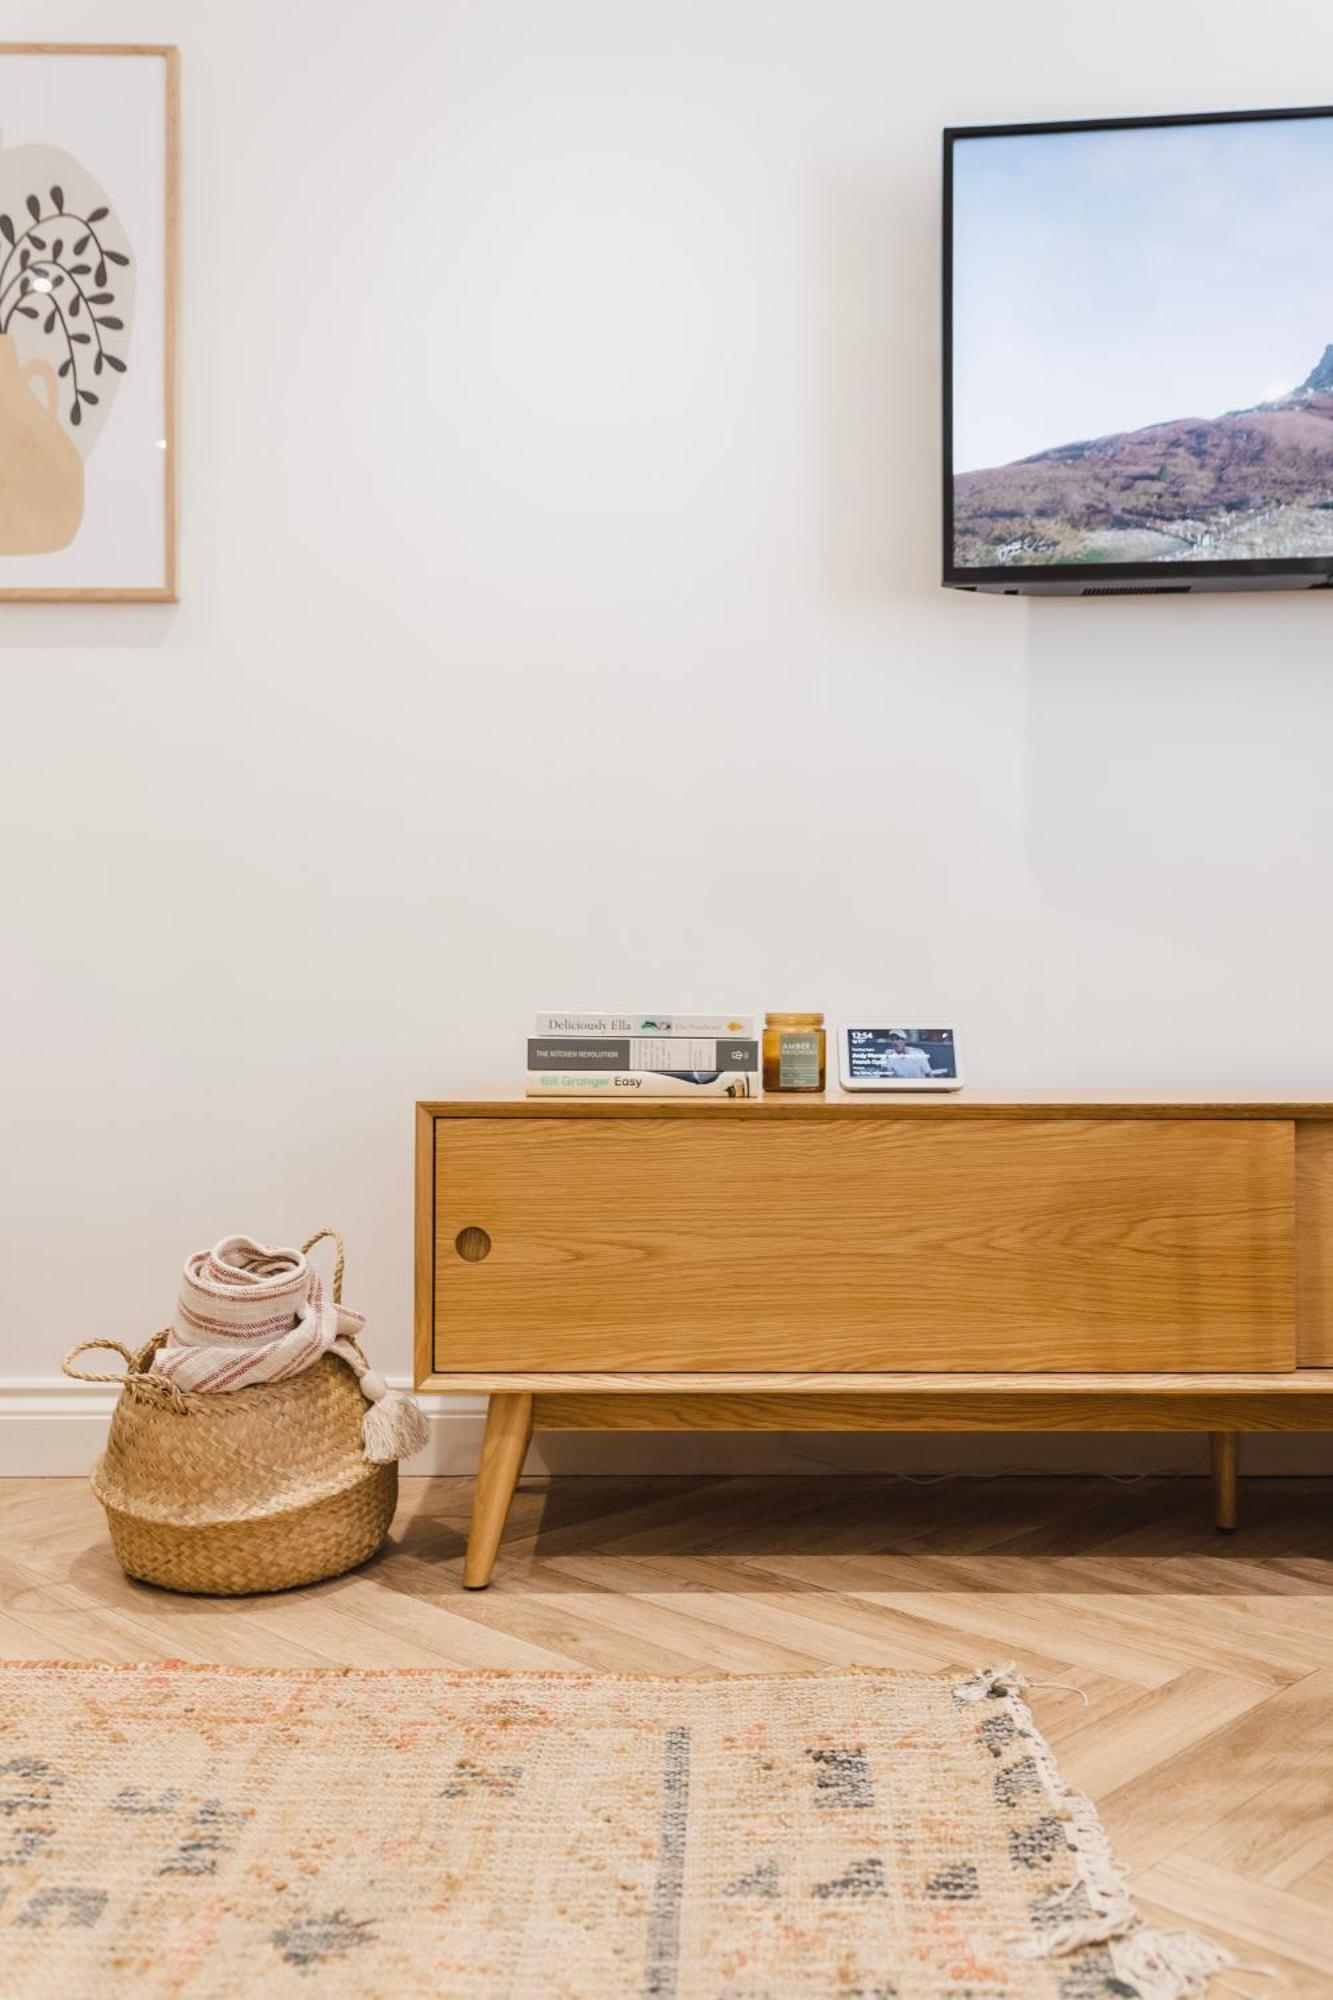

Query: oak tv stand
[415,1096,1333,1587]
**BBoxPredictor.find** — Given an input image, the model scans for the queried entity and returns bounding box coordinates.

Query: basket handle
[63,1336,137,1383]
[62,1330,183,1408]
[301,1228,345,1303]
[62,1331,169,1383]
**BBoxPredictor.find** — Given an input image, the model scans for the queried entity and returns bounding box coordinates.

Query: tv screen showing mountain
[945,108,1333,590]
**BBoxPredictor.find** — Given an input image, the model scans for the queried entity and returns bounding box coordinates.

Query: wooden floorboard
[2,1472,1331,1987]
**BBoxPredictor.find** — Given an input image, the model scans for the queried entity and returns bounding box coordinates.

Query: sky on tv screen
[953,116,1333,472]
[950,114,1333,570]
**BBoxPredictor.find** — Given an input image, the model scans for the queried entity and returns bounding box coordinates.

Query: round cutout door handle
[455,1226,492,1263]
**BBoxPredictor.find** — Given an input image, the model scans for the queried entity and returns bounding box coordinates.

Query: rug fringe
[951,1661,1027,1703]
[1113,1927,1237,2000]
[968,1667,1234,1998]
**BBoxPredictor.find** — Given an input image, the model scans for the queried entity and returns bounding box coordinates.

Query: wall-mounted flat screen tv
[944,107,1333,594]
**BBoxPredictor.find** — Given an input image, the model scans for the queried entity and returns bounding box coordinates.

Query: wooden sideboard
[415,1096,1333,1586]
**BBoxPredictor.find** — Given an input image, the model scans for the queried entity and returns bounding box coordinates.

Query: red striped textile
[153,1236,366,1394]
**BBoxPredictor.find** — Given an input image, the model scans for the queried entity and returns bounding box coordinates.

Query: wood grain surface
[1297,1123,1333,1365]
[421,1371,1333,1396]
[423,1095,1333,1120]
[530,1389,1333,1433]
[433,1115,1294,1373]
[463,1393,532,1588]
[415,1102,438,1392]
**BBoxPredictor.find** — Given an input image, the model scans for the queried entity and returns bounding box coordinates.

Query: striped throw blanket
[154,1235,363,1394]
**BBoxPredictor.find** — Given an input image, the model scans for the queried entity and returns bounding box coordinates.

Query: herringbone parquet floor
[4,1473,1332,1991]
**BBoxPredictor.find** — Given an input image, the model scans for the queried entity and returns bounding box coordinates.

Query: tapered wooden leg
[1210,1431,1239,1532]
[463,1393,533,1588]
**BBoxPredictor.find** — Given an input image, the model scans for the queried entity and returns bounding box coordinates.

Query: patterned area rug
[0,1661,1227,1999]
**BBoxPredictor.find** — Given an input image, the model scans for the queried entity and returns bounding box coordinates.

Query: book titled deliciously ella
[536,1013,753,1036]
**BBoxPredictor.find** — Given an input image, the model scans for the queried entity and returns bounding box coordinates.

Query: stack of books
[526,1013,760,1097]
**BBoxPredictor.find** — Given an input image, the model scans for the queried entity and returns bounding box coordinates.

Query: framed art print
[0,44,177,600]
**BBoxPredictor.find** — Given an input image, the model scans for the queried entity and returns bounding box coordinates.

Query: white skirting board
[4,1378,1333,1478]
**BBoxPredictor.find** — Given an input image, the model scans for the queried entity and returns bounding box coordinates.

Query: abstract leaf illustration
[0,143,135,467]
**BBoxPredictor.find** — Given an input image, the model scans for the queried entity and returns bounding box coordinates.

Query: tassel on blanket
[151,1229,426,1465]
[330,1338,430,1463]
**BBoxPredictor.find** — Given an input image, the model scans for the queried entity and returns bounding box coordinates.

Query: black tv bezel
[942,104,1333,594]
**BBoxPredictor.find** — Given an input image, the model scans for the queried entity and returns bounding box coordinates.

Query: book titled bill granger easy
[536,1013,754,1037]
[525,1069,759,1098]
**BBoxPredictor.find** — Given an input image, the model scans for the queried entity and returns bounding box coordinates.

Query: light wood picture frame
[0,44,177,600]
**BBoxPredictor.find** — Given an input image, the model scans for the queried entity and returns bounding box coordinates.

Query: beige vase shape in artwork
[0,333,83,552]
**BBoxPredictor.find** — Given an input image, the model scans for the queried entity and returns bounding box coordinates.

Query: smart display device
[838,1026,964,1092]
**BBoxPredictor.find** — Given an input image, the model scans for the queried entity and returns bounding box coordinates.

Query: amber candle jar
[763,1012,826,1092]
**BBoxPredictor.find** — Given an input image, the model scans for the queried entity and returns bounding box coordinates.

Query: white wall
[4,0,1333,1469]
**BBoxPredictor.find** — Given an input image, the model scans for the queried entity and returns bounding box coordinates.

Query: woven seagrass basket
[64,1234,396,1596]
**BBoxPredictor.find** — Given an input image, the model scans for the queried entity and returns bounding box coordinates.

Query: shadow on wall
[815,172,939,603]
[0,603,176,650]
[1023,592,1333,984]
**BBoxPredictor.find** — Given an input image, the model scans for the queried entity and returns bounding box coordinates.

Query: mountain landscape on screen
[953,345,1333,567]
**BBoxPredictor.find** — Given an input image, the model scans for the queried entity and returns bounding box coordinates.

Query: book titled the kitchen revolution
[536,1013,754,1036]
[527,1037,759,1073]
